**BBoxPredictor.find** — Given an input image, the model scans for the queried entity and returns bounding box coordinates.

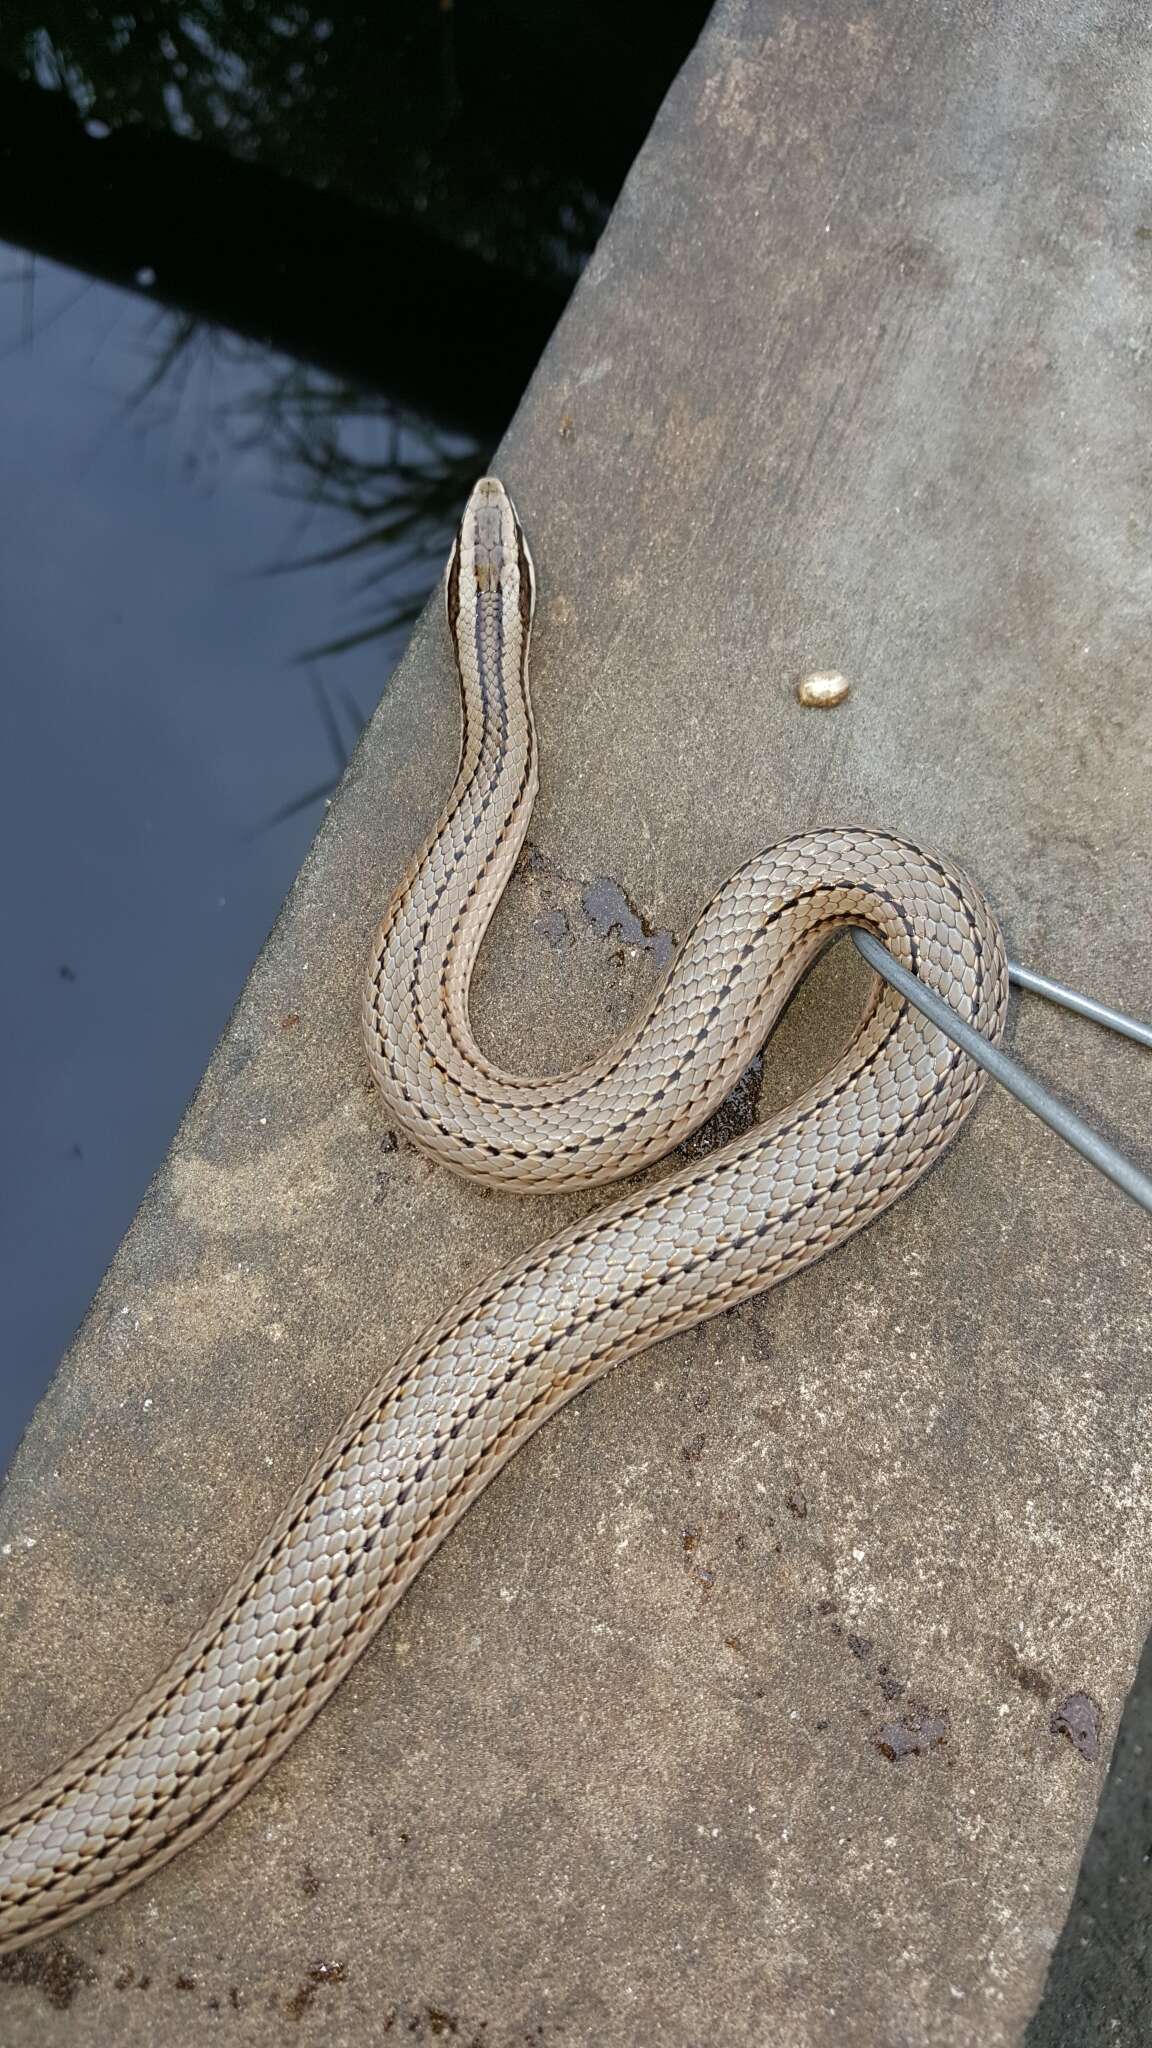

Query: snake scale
[0,478,1007,1953]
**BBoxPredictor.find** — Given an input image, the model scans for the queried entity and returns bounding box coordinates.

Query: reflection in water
[0,255,475,1474]
[107,309,482,663]
[0,1,710,427]
[247,359,481,662]
[0,0,712,1464]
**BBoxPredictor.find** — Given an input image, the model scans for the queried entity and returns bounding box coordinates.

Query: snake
[0,477,1008,1955]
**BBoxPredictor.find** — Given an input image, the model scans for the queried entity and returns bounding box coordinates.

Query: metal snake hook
[853,932,1152,1216]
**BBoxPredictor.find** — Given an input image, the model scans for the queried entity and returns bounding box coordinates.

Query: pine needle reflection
[114,309,482,831]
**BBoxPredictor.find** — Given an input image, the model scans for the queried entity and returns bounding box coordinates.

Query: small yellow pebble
[796,670,851,707]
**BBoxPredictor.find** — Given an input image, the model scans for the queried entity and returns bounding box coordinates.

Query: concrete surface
[3,2,1151,2042]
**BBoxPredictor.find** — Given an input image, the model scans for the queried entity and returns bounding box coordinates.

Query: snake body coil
[0,479,1007,1953]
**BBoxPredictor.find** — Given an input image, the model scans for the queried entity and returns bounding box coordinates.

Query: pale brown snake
[0,477,1007,1952]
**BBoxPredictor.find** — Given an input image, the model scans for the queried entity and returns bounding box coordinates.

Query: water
[0,3,710,1473]
[0,271,453,1472]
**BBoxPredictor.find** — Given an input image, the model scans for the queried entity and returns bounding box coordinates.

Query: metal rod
[851,930,1152,1217]
[1007,960,1152,1050]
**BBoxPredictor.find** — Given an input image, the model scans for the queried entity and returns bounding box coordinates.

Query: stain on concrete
[0,1941,97,2010]
[283,1959,347,2022]
[370,2001,487,2041]
[517,843,674,968]
[680,1522,722,1596]
[1050,1693,1102,1763]
[1003,1644,1053,1702]
[876,1704,951,1763]
[535,906,572,950]
[885,235,954,289]
[580,875,674,966]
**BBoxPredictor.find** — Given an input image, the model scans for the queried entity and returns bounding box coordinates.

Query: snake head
[446,476,536,645]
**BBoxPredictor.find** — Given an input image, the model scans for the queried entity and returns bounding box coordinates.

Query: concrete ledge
[3,3,1150,2042]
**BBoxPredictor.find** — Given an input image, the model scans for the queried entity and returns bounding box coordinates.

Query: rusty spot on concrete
[284,1959,347,2022]
[680,1523,715,1591]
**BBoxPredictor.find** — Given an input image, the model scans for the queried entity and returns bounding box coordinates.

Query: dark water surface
[0,3,710,1474]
